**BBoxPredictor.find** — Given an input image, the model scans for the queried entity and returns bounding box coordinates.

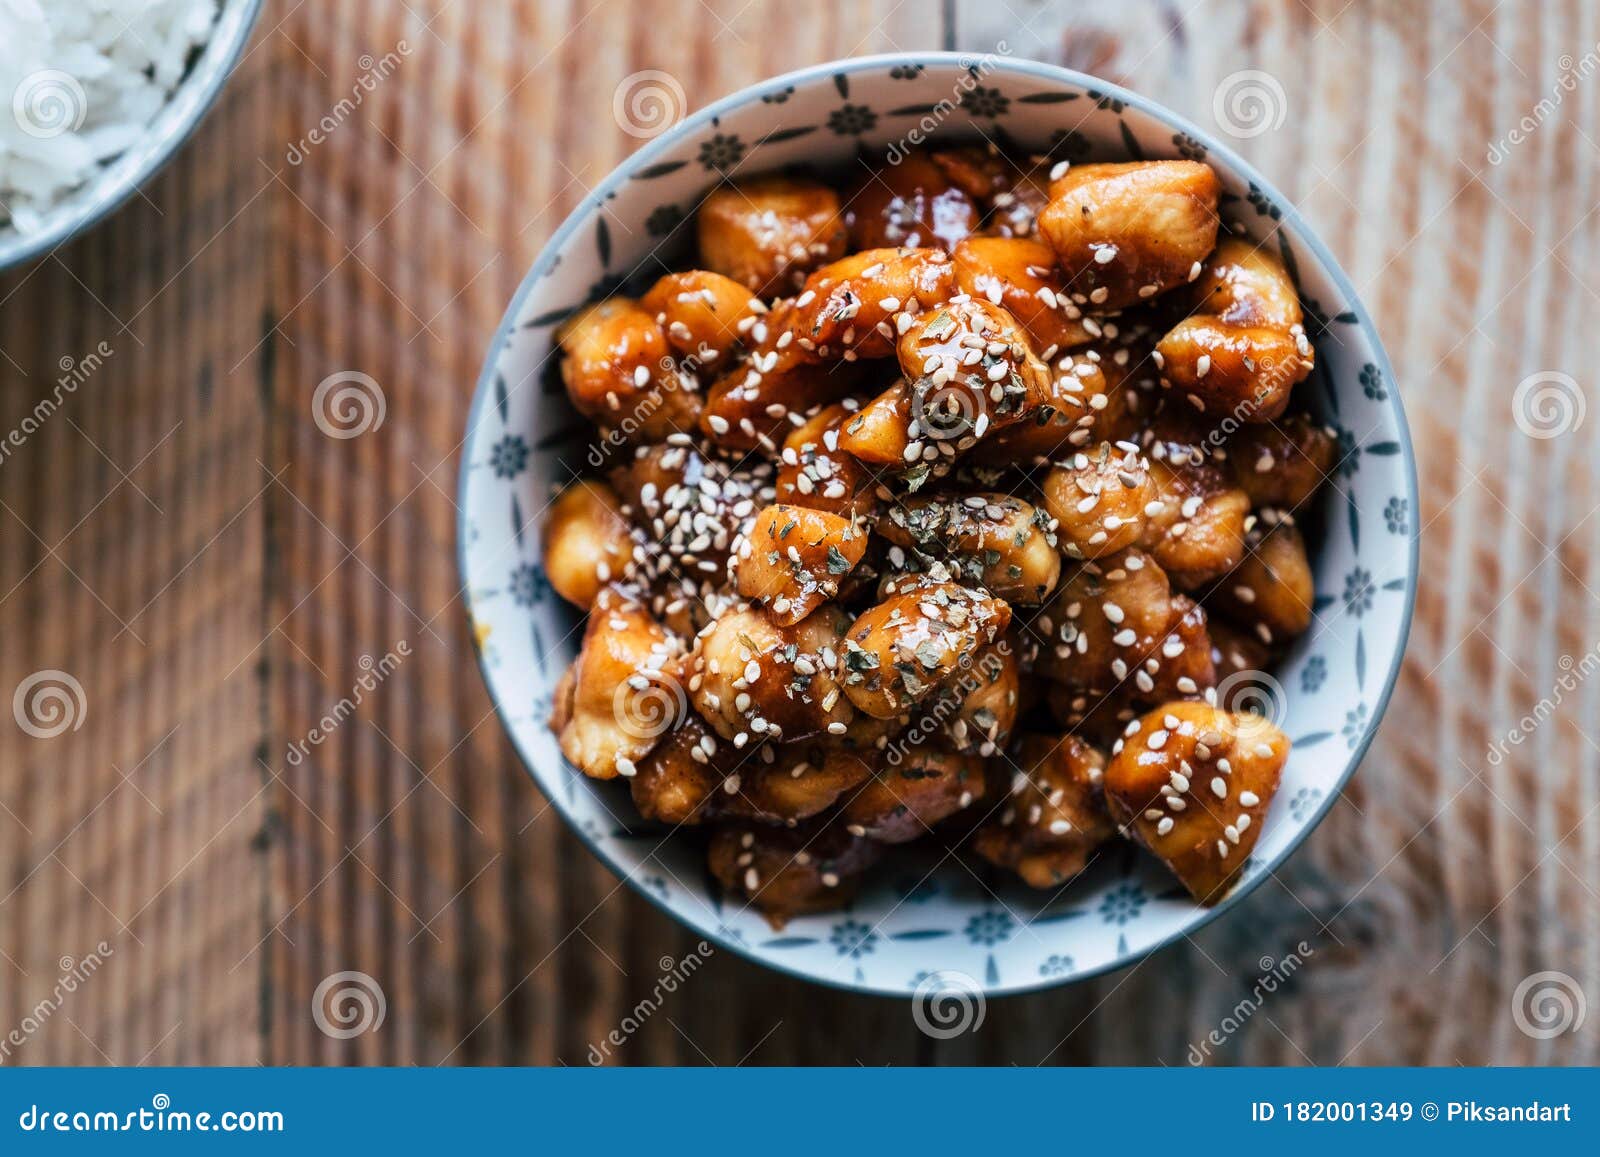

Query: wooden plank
[0,41,272,1063]
[262,0,947,1067]
[953,0,1600,1067]
[3,0,1595,1069]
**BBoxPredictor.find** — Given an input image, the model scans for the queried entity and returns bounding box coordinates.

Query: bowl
[458,53,1418,996]
[0,0,265,271]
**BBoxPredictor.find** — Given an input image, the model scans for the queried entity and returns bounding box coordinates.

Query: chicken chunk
[793,246,957,358]
[557,299,700,444]
[973,734,1116,887]
[725,740,876,825]
[688,605,854,743]
[1040,442,1159,560]
[967,349,1126,465]
[953,236,1098,354]
[877,491,1061,606]
[895,298,1052,445]
[1214,518,1315,643]
[707,819,881,923]
[1038,161,1221,310]
[940,640,1021,756]
[1227,412,1337,509]
[841,743,987,843]
[697,175,848,295]
[1155,239,1315,422]
[1102,700,1289,903]
[930,145,1050,238]
[629,714,726,825]
[554,588,684,779]
[1135,417,1253,588]
[733,504,868,625]
[840,581,1012,718]
[773,402,884,519]
[1032,548,1215,702]
[845,150,978,251]
[541,480,636,609]
[700,305,868,453]
[640,270,762,366]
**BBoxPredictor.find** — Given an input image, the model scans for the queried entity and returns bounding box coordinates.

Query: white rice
[0,0,219,234]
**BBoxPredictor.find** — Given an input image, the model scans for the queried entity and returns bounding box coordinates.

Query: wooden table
[2,0,1595,1066]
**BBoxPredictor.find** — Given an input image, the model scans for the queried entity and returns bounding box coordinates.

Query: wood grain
[1,0,1595,1067]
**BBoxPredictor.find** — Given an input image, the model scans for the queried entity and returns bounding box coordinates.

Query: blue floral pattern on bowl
[456,54,1418,997]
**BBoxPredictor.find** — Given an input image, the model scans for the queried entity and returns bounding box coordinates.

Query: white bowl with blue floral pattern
[457,53,1418,997]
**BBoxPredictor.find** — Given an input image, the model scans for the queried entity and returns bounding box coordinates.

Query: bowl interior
[458,55,1416,996]
[0,0,264,270]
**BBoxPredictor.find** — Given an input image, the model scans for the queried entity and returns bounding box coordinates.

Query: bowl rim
[0,0,267,272]
[457,50,1420,998]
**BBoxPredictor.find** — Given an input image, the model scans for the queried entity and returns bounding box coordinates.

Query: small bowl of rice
[0,0,263,270]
